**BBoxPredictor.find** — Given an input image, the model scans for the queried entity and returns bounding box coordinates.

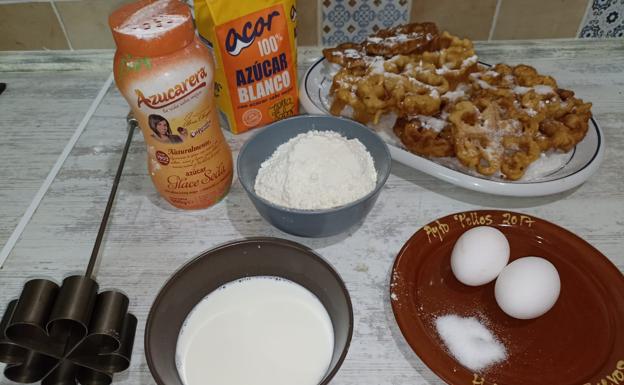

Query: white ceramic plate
[299,57,604,197]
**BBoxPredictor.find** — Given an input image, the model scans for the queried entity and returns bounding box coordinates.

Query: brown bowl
[145,237,353,385]
[390,210,624,385]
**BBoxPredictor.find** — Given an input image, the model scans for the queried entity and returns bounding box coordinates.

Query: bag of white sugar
[194,0,299,134]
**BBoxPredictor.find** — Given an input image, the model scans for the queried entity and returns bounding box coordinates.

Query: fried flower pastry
[329,68,391,124]
[512,65,557,88]
[329,54,445,124]
[500,135,541,180]
[469,64,593,153]
[449,101,504,176]
[323,22,440,67]
[384,75,442,117]
[393,115,454,157]
[364,22,440,56]
[449,100,541,180]
[538,97,592,152]
[322,43,368,69]
[423,31,479,88]
[323,23,593,180]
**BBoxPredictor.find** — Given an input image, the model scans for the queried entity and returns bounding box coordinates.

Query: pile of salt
[434,314,507,371]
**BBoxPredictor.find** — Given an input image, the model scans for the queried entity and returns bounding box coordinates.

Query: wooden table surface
[0,40,623,385]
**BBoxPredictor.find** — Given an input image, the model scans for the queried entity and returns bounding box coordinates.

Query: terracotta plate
[390,210,624,385]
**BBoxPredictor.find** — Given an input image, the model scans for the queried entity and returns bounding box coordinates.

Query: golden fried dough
[324,22,593,180]
[393,116,454,157]
[364,22,440,56]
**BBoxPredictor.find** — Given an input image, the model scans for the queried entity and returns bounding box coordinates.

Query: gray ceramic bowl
[237,115,392,237]
[145,238,353,385]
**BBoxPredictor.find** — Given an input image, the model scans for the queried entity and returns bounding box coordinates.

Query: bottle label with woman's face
[115,46,233,209]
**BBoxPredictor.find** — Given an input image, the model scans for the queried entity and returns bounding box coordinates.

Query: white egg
[450,226,510,286]
[495,257,560,319]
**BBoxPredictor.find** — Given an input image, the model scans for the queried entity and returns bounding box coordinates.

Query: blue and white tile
[321,0,410,45]
[579,0,624,38]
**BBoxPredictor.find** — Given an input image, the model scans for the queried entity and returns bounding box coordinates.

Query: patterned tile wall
[320,0,410,45]
[579,0,624,38]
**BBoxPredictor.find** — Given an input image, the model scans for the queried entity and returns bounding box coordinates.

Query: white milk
[176,276,335,385]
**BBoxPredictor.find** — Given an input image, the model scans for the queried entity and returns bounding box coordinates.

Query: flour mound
[254,130,377,210]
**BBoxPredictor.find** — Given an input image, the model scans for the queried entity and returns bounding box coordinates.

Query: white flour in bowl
[254,130,377,210]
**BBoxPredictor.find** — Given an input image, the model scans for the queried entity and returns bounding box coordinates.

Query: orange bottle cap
[109,0,194,57]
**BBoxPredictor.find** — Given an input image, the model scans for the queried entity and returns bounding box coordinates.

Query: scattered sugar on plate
[442,84,469,102]
[343,48,362,59]
[368,56,387,74]
[412,115,447,133]
[520,151,571,180]
[513,85,532,95]
[434,314,507,372]
[533,85,554,95]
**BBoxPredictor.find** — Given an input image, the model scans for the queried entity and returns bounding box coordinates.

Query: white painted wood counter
[0,40,622,385]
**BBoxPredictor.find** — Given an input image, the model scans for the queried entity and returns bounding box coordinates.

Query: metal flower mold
[0,275,137,385]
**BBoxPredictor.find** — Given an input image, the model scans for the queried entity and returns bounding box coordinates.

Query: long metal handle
[85,116,137,278]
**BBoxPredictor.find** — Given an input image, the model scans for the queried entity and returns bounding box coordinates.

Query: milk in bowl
[175,276,335,385]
